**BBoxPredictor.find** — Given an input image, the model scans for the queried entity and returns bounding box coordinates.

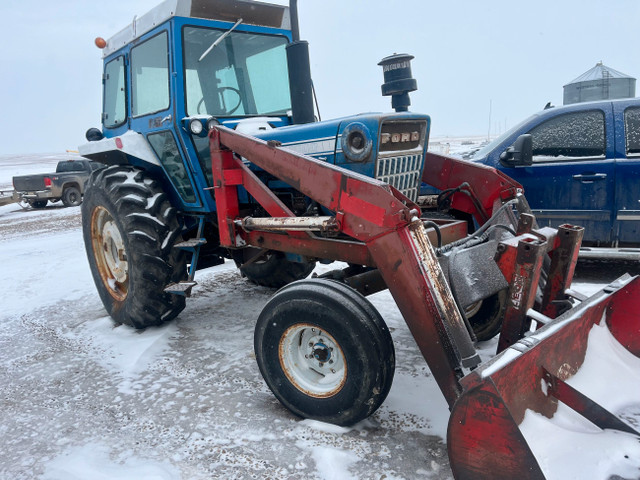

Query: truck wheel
[254,279,395,426]
[238,248,315,288]
[62,186,82,207]
[29,200,47,209]
[82,166,187,328]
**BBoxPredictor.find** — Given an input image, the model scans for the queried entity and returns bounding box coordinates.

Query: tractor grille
[375,153,424,202]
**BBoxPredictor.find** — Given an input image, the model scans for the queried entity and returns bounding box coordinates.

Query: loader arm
[422,151,524,223]
[210,126,477,403]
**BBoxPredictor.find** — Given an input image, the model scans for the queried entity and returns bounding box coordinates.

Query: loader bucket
[448,275,640,480]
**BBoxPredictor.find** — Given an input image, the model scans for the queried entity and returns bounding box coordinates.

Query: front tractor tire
[81,166,187,328]
[255,279,395,426]
[466,290,508,342]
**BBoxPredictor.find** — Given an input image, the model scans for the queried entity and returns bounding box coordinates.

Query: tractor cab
[86,0,299,211]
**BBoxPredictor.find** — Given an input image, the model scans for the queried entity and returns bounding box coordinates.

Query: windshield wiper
[198,18,243,62]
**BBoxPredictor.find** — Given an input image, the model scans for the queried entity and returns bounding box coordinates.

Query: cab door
[613,102,640,246]
[128,28,201,208]
[501,107,615,246]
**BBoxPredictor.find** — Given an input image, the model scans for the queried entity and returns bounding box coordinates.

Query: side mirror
[85,128,104,142]
[500,134,533,166]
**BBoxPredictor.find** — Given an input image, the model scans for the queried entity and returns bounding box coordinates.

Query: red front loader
[205,125,640,479]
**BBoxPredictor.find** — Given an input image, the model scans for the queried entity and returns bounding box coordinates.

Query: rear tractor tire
[81,166,188,328]
[254,279,395,426]
[237,248,315,288]
[62,186,82,207]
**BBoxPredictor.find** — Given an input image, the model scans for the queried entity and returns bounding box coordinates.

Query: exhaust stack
[286,0,315,124]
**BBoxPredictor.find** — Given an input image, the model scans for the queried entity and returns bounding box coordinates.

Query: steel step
[175,238,207,249]
[164,281,197,296]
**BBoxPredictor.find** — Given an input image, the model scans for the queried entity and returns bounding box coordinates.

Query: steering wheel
[197,86,242,115]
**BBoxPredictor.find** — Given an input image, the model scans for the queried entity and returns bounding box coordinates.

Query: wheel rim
[279,323,347,398]
[91,206,128,301]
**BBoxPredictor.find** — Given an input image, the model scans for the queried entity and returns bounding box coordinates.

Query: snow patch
[519,319,640,479]
[566,315,640,416]
[520,404,640,480]
[299,419,353,435]
[41,443,181,480]
[306,445,359,480]
[63,316,179,392]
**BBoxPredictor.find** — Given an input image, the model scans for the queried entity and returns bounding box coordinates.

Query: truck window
[56,162,87,173]
[131,32,170,117]
[147,131,197,203]
[103,56,126,128]
[183,26,291,116]
[529,110,605,162]
[624,107,640,155]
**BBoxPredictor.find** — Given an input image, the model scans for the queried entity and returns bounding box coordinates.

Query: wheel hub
[312,342,331,363]
[102,221,127,283]
[91,206,128,300]
[279,324,346,398]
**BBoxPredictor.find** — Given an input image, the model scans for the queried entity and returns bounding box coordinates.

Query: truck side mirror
[500,134,533,166]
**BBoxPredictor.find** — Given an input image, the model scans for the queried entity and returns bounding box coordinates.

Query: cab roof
[103,0,291,57]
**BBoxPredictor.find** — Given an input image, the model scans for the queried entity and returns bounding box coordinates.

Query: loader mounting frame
[208,126,579,406]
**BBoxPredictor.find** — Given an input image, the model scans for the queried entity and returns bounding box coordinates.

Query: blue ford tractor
[79,0,430,328]
[77,3,640,470]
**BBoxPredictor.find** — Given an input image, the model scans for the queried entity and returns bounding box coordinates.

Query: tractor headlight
[207,117,220,131]
[189,119,204,135]
[341,122,373,162]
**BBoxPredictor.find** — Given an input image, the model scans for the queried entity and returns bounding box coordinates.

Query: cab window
[103,56,126,128]
[131,32,170,117]
[624,107,640,155]
[183,26,291,117]
[529,110,605,162]
[147,131,197,203]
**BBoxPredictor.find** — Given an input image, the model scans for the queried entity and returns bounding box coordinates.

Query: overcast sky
[0,0,637,154]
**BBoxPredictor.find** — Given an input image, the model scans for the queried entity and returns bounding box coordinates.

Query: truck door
[128,28,201,208]
[503,107,615,246]
[613,102,640,246]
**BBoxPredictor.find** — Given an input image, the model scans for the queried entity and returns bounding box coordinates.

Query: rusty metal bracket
[540,224,584,319]
[496,236,547,353]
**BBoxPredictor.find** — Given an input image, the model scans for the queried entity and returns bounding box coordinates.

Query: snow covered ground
[0,154,639,479]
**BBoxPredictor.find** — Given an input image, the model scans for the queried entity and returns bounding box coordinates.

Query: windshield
[469,115,537,160]
[183,26,291,117]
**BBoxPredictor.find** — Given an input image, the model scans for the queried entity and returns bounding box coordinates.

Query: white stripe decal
[282,139,337,156]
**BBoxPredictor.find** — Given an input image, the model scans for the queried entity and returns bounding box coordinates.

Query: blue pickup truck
[463,97,640,252]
